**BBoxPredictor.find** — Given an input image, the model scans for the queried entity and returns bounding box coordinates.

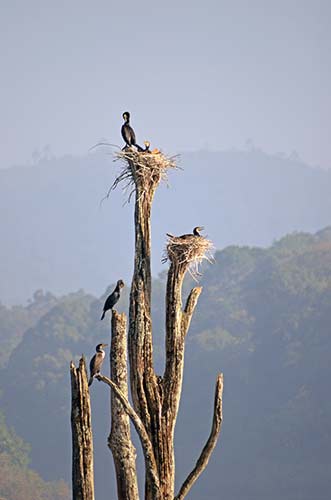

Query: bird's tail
[100,311,105,320]
[88,377,93,387]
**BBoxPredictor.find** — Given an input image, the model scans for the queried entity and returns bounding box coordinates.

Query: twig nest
[109,148,179,202]
[163,234,214,279]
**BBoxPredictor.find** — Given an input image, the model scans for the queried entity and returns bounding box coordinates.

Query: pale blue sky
[1,0,330,168]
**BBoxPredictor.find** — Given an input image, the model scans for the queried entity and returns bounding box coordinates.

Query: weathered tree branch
[174,373,224,500]
[159,263,202,499]
[163,262,202,423]
[97,373,161,500]
[181,287,202,337]
[70,357,95,500]
[128,163,158,426]
[127,159,165,499]
[108,310,139,500]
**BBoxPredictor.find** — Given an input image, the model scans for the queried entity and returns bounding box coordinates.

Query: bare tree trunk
[108,310,139,500]
[161,262,202,498]
[127,163,164,499]
[70,358,94,500]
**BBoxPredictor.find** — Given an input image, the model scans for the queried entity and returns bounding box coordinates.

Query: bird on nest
[88,343,108,386]
[121,111,143,151]
[167,226,205,239]
[101,280,125,320]
[143,140,160,155]
[144,140,151,152]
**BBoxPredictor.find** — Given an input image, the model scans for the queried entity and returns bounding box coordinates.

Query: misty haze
[1,2,331,500]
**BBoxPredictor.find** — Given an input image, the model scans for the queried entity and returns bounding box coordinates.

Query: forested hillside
[1,149,331,304]
[0,290,58,367]
[0,411,69,500]
[1,228,330,500]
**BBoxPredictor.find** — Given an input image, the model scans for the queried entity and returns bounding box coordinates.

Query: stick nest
[163,234,214,279]
[107,148,179,202]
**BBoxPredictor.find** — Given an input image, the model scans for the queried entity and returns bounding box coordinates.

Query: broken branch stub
[70,357,95,500]
[175,373,224,500]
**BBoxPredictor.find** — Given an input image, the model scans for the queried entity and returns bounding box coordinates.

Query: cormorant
[100,279,125,320]
[192,226,204,237]
[167,226,205,239]
[88,343,108,386]
[121,112,143,151]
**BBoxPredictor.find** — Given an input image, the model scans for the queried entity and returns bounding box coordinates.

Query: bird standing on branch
[88,343,108,386]
[100,280,125,320]
[121,111,143,151]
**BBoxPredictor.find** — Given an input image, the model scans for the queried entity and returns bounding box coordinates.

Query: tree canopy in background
[0,228,331,500]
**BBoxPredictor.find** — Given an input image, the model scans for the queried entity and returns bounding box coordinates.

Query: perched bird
[121,111,143,151]
[167,226,205,239]
[191,226,204,237]
[100,279,125,320]
[88,343,108,386]
[144,140,151,152]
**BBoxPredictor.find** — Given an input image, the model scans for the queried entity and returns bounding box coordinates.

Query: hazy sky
[1,0,330,169]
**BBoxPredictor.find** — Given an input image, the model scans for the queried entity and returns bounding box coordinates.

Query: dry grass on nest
[162,234,214,279]
[102,148,179,203]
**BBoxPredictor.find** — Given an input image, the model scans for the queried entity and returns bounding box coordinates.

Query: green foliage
[0,290,58,368]
[0,411,30,468]
[1,228,331,500]
[0,412,69,500]
[0,453,69,500]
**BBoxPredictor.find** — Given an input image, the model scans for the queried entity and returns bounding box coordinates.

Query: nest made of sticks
[163,233,214,279]
[105,148,179,203]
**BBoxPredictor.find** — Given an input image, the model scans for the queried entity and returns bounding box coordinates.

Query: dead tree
[71,148,224,500]
[101,149,224,499]
[70,358,95,500]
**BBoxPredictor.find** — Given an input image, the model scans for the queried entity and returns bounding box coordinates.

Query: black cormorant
[192,226,204,237]
[100,279,125,320]
[167,226,205,239]
[121,112,143,151]
[88,343,108,386]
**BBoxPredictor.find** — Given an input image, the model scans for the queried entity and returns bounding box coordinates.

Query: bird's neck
[97,347,104,354]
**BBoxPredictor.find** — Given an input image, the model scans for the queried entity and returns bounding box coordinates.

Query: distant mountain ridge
[1,149,331,304]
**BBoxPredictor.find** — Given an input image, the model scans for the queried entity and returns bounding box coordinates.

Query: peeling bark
[127,161,164,499]
[97,374,161,500]
[70,358,94,500]
[108,310,139,500]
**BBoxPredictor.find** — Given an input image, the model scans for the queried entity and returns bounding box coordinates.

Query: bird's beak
[199,226,205,231]
[103,344,109,347]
